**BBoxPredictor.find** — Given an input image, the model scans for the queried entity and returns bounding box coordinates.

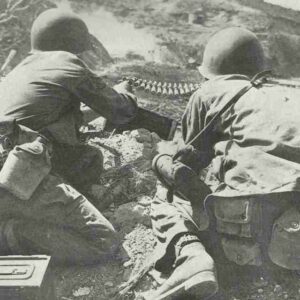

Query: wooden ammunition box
[0,255,54,300]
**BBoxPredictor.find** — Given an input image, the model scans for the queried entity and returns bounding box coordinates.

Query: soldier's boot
[148,234,218,300]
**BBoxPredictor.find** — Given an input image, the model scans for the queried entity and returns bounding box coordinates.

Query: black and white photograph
[0,0,300,299]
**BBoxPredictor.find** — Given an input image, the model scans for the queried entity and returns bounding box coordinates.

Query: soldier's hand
[113,80,134,94]
[173,144,205,173]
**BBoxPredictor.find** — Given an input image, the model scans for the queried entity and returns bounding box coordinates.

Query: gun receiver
[115,107,178,141]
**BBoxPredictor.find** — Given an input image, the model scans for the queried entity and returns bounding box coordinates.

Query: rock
[123,260,134,268]
[253,277,268,288]
[151,132,161,143]
[104,281,114,288]
[257,288,264,294]
[111,202,152,231]
[138,196,152,206]
[131,129,153,143]
[103,211,114,219]
[73,286,91,297]
[274,284,283,294]
[188,10,205,25]
[89,184,107,199]
[123,268,132,281]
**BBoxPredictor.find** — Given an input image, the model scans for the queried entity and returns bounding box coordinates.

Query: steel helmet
[31,9,92,54]
[199,27,267,79]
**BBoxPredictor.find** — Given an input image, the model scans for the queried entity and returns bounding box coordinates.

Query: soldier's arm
[176,91,215,170]
[75,70,138,126]
[181,91,207,146]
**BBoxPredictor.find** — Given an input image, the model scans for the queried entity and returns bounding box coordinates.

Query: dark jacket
[0,51,137,144]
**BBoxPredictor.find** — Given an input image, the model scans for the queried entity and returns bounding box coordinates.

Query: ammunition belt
[123,77,201,98]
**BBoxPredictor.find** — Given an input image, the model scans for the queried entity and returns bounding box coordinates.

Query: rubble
[84,128,160,210]
[73,286,92,297]
[111,200,152,232]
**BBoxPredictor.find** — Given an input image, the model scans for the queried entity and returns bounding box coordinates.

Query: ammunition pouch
[210,194,300,269]
[214,197,261,239]
[268,207,300,270]
[212,196,263,266]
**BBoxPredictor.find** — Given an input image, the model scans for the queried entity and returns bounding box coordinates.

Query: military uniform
[145,27,299,300]
[0,122,118,265]
[0,9,137,265]
[0,50,137,189]
[151,74,300,272]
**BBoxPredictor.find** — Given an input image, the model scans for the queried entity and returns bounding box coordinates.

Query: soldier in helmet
[146,27,300,299]
[0,9,138,264]
[0,8,137,192]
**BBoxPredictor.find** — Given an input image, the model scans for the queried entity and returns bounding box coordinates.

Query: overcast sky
[265,0,300,11]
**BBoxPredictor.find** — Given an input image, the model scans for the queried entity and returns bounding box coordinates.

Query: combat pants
[151,182,298,272]
[0,173,118,265]
[150,183,213,272]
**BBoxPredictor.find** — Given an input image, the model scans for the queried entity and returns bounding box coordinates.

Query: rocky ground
[52,124,300,300]
[1,0,300,299]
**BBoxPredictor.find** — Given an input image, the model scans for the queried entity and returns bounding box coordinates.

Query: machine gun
[113,106,178,141]
[82,104,178,141]
[110,76,201,140]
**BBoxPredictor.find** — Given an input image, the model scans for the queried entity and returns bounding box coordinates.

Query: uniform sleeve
[182,91,207,145]
[181,91,215,166]
[74,68,137,125]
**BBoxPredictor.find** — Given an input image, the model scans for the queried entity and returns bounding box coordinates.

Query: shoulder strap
[188,71,269,148]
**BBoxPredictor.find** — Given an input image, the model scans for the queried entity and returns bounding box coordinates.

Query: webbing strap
[188,84,252,148]
[187,71,269,148]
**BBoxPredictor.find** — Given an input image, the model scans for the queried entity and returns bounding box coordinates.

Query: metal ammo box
[0,255,54,300]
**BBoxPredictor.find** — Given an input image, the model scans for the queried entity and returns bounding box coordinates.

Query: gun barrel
[114,107,178,141]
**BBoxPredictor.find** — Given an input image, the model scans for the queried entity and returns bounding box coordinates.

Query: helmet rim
[30,9,92,54]
[199,27,268,79]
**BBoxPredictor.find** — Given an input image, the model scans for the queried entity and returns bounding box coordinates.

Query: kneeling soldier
[0,118,118,265]
[0,8,138,193]
[148,27,300,299]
